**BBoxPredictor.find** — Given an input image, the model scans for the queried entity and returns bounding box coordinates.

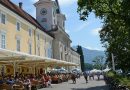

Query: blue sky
[12,0,104,51]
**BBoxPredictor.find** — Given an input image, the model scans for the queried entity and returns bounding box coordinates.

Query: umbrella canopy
[90,69,97,73]
[60,67,66,71]
[90,69,102,73]
[103,68,111,72]
[72,68,81,72]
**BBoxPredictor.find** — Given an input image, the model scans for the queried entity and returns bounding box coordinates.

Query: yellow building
[0,0,54,57]
[0,0,56,75]
[0,0,79,76]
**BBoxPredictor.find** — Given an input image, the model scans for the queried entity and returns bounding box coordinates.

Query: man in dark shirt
[83,71,89,83]
[0,77,3,84]
[71,73,76,84]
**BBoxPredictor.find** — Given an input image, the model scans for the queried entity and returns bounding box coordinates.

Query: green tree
[77,45,85,71]
[77,0,130,73]
[84,63,93,70]
[92,56,104,70]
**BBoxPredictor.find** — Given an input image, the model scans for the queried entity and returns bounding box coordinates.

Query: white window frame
[0,31,6,49]
[48,41,52,58]
[16,38,21,52]
[28,42,32,54]
[37,45,40,56]
[28,28,32,37]
[44,48,46,57]
[0,12,7,24]
[47,47,52,58]
[37,33,40,40]
[16,21,21,31]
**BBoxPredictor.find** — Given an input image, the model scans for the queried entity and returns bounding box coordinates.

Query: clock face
[40,8,47,15]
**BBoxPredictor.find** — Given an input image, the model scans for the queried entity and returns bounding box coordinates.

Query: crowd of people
[0,73,51,90]
[0,72,79,90]
[83,71,102,83]
[0,70,102,89]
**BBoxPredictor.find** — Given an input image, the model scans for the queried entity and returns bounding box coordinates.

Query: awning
[0,48,79,66]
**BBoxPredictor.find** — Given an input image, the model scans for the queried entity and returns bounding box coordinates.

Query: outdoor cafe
[0,48,79,89]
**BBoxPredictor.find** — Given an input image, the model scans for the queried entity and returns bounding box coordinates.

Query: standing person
[97,72,101,80]
[71,73,76,84]
[83,71,88,83]
[89,72,94,80]
[92,72,95,80]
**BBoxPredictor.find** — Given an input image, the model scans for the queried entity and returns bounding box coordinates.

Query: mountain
[73,46,105,64]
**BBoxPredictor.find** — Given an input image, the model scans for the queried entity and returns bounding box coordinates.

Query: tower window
[41,18,47,22]
[16,22,21,31]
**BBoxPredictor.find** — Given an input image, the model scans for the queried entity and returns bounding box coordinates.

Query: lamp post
[111,53,115,71]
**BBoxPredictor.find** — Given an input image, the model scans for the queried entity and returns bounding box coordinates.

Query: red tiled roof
[0,0,53,37]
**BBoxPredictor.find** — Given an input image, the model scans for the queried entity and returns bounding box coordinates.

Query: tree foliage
[92,56,105,70]
[77,45,85,71]
[77,0,130,72]
[84,63,93,70]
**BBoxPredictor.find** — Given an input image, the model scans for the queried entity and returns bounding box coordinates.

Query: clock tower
[34,0,58,31]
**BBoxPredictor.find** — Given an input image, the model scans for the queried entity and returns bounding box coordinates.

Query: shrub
[105,71,130,89]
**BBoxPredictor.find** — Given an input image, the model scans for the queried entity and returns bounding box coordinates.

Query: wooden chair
[31,80,39,90]
[0,83,12,90]
[37,80,43,89]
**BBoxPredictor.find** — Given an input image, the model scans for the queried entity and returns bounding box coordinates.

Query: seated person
[41,74,46,87]
[6,76,15,85]
[51,74,58,84]
[48,75,52,87]
[0,77,3,84]
[23,77,31,90]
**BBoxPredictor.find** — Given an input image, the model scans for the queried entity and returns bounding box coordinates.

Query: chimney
[19,2,23,9]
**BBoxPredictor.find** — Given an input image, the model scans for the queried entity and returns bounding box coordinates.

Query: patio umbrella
[103,68,110,72]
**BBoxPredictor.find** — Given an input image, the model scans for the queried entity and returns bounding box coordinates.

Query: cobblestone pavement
[38,76,109,90]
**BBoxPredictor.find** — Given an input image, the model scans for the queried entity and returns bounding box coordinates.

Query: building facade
[0,0,53,58]
[70,48,81,70]
[34,0,81,70]
[0,0,81,74]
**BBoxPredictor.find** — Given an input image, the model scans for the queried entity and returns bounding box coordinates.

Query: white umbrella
[96,70,102,73]
[103,68,110,72]
[90,69,98,73]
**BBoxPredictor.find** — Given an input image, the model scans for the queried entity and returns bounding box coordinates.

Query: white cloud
[85,46,104,51]
[76,22,89,32]
[91,28,102,36]
[75,22,92,32]
[58,0,77,6]
[85,46,93,50]
[75,21,95,32]
[66,29,70,33]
